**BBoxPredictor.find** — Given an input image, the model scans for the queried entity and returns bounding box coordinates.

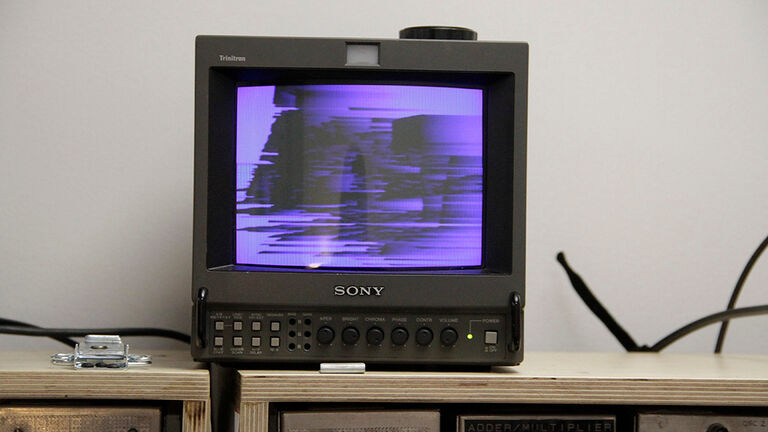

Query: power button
[484,331,498,345]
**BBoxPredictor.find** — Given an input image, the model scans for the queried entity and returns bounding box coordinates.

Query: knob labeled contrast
[317,326,335,344]
[391,327,409,345]
[341,326,360,345]
[366,327,385,345]
[440,327,458,346]
[415,327,434,346]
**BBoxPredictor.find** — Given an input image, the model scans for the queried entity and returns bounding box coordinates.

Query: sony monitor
[193,28,527,365]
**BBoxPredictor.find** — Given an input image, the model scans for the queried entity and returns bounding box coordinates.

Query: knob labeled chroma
[366,327,385,345]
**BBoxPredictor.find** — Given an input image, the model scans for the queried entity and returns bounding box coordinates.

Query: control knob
[341,326,360,345]
[415,327,434,346]
[366,327,385,345]
[391,327,409,345]
[440,327,459,346]
[317,326,335,344]
[399,26,478,41]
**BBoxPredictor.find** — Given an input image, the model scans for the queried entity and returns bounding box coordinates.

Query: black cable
[652,305,768,352]
[558,250,768,353]
[714,234,768,353]
[0,318,78,348]
[556,252,646,351]
[0,326,191,344]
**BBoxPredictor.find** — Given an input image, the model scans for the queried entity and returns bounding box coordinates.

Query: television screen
[235,84,484,269]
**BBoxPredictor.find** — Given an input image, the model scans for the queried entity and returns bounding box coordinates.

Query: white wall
[1,0,767,355]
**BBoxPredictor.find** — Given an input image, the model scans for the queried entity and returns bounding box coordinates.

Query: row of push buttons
[214,335,281,348]
[214,320,282,332]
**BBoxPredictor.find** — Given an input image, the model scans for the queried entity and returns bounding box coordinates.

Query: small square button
[270,321,281,332]
[484,330,498,345]
[233,321,243,331]
[233,336,243,347]
[214,321,224,331]
[214,336,224,347]
[270,336,280,348]
[251,336,261,347]
[251,321,262,331]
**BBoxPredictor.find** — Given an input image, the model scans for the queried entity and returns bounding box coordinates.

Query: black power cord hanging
[714,234,768,353]
[0,318,78,348]
[556,252,647,351]
[0,324,191,344]
[557,251,768,352]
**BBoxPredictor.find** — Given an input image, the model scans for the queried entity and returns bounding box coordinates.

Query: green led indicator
[467,333,473,340]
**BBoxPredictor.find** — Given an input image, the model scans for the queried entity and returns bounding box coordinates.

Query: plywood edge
[239,402,269,432]
[0,371,210,401]
[183,400,211,432]
[238,374,768,406]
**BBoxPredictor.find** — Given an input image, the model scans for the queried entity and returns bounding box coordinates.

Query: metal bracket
[51,335,152,369]
[319,362,366,374]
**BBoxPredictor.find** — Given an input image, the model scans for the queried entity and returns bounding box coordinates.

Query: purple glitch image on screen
[235,84,483,269]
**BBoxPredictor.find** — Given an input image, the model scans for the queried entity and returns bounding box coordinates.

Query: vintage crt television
[192,28,528,365]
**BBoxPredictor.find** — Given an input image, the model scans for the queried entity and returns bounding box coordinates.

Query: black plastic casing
[193,35,528,366]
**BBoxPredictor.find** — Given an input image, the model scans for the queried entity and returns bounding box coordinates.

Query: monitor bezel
[193,36,527,313]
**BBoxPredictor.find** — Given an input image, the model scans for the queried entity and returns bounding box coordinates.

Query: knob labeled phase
[391,327,409,345]
[440,327,458,346]
[415,327,434,346]
[341,326,360,345]
[366,327,385,345]
[317,326,335,344]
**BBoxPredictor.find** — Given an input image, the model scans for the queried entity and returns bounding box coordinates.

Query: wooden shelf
[0,350,209,432]
[237,352,768,432]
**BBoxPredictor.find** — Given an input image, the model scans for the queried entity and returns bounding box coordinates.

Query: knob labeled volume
[317,326,335,344]
[415,327,434,346]
[341,326,360,345]
[440,327,459,346]
[366,327,385,345]
[391,327,409,345]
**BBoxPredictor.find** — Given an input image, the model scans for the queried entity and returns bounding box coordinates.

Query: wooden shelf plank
[0,350,209,401]
[238,352,768,406]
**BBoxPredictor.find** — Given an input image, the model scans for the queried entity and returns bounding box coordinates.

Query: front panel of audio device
[637,412,768,431]
[205,310,508,362]
[0,406,162,432]
[271,409,768,432]
[282,410,440,432]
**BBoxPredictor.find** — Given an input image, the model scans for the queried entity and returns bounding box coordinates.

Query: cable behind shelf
[650,304,768,352]
[714,234,768,353]
[557,248,768,353]
[0,318,78,348]
[0,324,191,344]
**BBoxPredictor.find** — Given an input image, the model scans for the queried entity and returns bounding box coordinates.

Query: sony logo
[334,285,384,297]
[219,54,246,62]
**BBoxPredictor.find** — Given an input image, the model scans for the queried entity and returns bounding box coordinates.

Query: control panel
[205,310,509,363]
